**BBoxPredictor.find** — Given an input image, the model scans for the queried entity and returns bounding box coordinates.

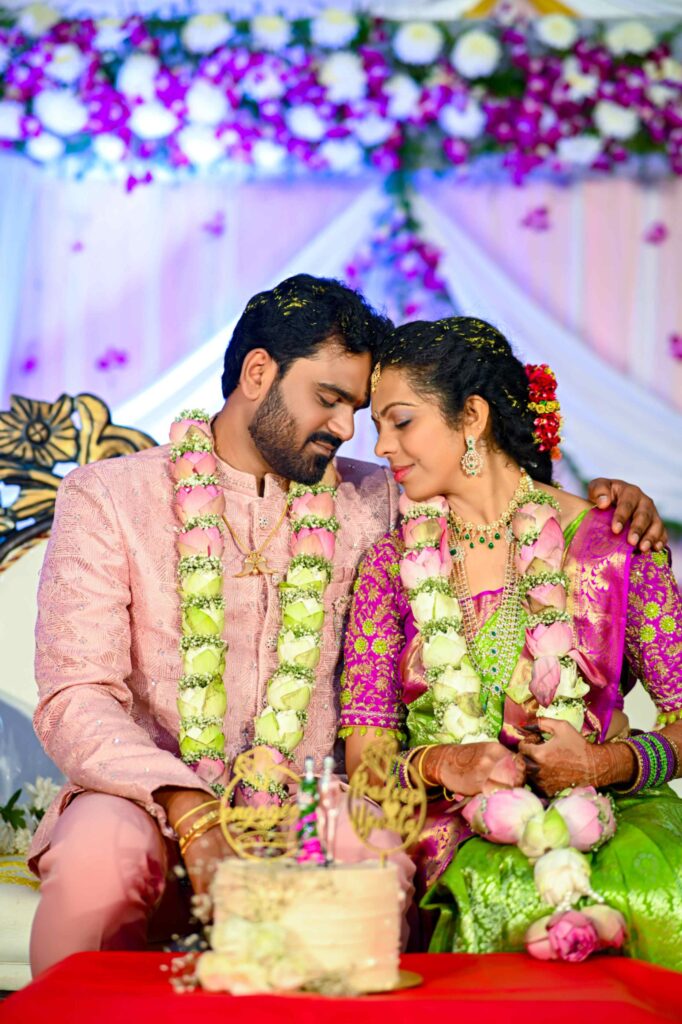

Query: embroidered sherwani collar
[213,451,289,498]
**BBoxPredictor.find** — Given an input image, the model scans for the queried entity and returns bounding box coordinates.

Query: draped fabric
[1,157,681,519]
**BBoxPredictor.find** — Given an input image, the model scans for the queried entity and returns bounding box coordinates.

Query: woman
[340,316,682,969]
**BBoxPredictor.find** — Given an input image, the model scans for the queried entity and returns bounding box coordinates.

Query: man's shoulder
[60,443,170,495]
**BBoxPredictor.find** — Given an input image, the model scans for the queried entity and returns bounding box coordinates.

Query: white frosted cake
[197,859,401,995]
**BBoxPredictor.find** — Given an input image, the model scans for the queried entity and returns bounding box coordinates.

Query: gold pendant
[234,551,273,577]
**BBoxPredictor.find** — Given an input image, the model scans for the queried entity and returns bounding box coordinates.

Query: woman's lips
[391,465,413,483]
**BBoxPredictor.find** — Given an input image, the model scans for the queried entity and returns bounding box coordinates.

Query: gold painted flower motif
[0,395,77,467]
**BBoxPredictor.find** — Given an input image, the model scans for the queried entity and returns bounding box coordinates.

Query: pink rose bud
[526,621,573,660]
[172,450,217,482]
[399,547,451,590]
[175,484,224,523]
[463,787,545,845]
[546,909,600,963]
[582,904,627,949]
[524,581,566,615]
[529,655,562,707]
[169,418,212,445]
[292,527,336,560]
[289,491,335,519]
[177,525,224,558]
[552,787,617,852]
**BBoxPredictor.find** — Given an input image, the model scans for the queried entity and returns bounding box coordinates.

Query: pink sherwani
[30,443,399,868]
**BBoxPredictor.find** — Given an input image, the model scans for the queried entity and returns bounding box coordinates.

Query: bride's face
[371,366,465,501]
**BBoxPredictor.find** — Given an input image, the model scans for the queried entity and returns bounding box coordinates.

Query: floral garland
[170,408,339,797]
[0,10,681,181]
[463,784,627,963]
[398,481,590,746]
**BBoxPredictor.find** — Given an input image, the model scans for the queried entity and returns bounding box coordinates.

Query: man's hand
[587,478,667,553]
[423,741,526,797]
[518,719,636,796]
[155,786,232,895]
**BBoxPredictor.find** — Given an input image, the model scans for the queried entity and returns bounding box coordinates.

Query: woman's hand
[587,478,667,553]
[423,741,526,797]
[181,824,233,897]
[519,718,636,796]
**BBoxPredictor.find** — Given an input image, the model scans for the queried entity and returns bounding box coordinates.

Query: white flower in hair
[535,15,578,51]
[251,15,291,52]
[319,52,367,103]
[605,19,655,57]
[593,100,639,141]
[311,9,359,49]
[34,90,88,136]
[451,29,501,79]
[393,21,444,66]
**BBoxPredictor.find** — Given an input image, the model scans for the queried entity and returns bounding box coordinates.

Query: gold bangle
[415,744,440,788]
[173,799,219,832]
[179,819,220,858]
[177,808,221,853]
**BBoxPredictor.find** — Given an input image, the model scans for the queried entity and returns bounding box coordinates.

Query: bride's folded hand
[519,718,637,796]
[424,741,526,797]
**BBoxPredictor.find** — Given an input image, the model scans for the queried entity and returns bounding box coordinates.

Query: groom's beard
[249,379,340,485]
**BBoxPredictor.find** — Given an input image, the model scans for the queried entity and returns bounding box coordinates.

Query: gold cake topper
[347,738,427,862]
[219,748,300,860]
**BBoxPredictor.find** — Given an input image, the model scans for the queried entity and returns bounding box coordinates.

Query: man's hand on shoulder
[587,478,667,553]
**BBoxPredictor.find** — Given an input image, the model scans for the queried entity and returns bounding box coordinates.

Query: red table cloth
[3,952,681,1023]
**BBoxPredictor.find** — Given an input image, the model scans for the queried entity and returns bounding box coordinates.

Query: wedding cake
[197,859,402,995]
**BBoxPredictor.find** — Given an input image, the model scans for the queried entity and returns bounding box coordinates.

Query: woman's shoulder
[357,528,403,574]
[531,480,591,530]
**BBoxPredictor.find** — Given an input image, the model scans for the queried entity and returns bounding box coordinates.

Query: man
[28,274,665,974]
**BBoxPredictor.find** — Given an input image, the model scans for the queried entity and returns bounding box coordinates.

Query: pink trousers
[30,791,416,977]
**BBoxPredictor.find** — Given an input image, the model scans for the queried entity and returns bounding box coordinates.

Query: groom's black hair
[221,274,391,398]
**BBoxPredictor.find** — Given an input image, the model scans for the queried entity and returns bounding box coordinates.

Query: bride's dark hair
[379,316,553,484]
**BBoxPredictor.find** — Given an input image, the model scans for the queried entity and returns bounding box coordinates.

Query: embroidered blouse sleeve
[624,549,682,715]
[339,533,406,738]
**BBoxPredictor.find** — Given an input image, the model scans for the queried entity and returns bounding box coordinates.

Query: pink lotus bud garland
[170,413,341,802]
[171,409,228,793]
[464,784,624,963]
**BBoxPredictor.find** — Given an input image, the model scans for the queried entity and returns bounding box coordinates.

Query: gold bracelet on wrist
[173,799,219,833]
[178,808,221,857]
[415,744,440,789]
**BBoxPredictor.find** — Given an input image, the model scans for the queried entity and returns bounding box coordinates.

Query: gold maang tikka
[370,362,382,393]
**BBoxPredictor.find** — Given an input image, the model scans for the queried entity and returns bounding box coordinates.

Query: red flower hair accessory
[525,363,562,461]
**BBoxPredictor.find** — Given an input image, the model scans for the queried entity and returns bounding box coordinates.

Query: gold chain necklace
[449,469,533,550]
[221,498,289,578]
[449,539,521,700]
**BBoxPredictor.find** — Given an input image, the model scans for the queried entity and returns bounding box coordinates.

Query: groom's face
[249,341,371,484]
